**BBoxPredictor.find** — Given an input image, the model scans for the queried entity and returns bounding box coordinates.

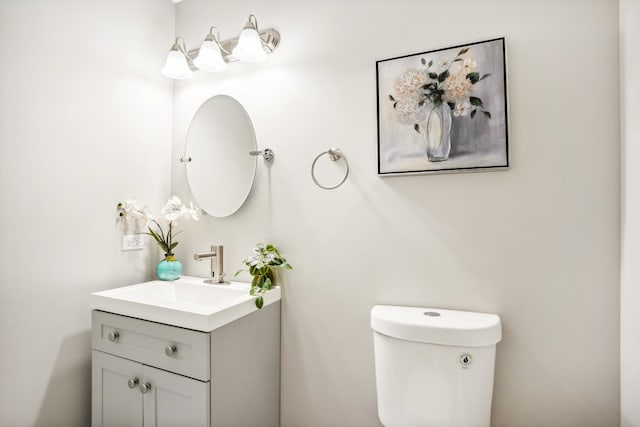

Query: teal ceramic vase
[157,254,182,281]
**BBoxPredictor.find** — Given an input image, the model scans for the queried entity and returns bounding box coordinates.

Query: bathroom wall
[620,1,640,426]
[172,0,620,426]
[0,1,174,425]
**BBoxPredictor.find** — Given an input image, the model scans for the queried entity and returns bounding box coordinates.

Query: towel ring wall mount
[311,148,349,190]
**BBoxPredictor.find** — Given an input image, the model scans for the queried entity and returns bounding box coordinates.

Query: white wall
[0,1,620,426]
[0,1,174,425]
[620,1,640,426]
[173,0,620,426]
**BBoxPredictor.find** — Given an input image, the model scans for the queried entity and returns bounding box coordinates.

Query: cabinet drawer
[92,310,210,381]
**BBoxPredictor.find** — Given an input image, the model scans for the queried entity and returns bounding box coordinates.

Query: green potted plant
[236,243,292,308]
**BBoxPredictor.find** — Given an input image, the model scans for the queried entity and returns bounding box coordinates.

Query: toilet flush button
[459,353,473,369]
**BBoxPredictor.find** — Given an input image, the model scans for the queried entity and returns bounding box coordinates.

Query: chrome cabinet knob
[164,345,177,357]
[140,383,151,394]
[107,331,120,342]
[127,378,139,389]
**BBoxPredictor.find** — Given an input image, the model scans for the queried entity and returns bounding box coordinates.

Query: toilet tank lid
[370,305,501,347]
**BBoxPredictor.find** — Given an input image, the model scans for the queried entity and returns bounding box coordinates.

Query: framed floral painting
[376,37,509,175]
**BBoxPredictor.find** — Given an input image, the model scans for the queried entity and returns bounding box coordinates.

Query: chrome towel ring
[311,148,349,190]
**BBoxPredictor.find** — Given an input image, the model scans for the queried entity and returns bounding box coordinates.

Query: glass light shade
[161,50,193,79]
[232,28,267,63]
[193,40,226,72]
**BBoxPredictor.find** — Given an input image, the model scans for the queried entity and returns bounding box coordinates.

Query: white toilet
[371,305,502,427]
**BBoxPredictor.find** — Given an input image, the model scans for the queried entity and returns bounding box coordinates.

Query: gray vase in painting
[420,102,452,162]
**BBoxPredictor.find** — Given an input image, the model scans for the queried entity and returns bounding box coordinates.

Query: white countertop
[90,276,281,332]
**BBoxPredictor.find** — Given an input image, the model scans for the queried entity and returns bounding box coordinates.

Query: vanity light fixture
[161,39,194,79]
[232,15,268,63]
[161,14,280,80]
[192,27,226,72]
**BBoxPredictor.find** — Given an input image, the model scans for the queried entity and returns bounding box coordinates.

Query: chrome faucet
[193,245,225,284]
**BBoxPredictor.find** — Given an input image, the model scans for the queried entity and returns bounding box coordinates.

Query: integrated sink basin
[90,275,281,332]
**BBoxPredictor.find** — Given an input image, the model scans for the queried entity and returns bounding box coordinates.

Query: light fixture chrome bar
[187,28,280,65]
[162,14,279,79]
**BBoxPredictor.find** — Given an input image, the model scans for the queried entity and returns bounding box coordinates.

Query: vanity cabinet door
[92,350,143,427]
[142,365,210,427]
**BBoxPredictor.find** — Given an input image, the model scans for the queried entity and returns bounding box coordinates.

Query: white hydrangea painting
[377,38,509,175]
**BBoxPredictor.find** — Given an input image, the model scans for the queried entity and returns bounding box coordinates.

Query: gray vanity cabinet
[92,350,209,427]
[92,350,143,426]
[91,302,281,427]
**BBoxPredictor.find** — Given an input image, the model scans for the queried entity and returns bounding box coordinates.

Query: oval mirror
[184,95,257,217]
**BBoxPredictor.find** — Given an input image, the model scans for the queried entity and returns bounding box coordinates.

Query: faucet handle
[194,244,226,284]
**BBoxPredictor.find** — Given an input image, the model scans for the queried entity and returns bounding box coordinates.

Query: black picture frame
[376,37,509,175]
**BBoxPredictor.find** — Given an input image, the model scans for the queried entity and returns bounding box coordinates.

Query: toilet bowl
[371,305,501,427]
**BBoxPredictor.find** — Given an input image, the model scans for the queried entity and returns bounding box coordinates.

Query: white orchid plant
[235,243,292,309]
[117,196,202,257]
[389,46,492,134]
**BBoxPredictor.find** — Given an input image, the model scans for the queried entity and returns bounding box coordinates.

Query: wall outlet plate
[121,234,146,251]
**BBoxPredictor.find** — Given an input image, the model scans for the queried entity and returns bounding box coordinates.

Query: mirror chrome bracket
[249,148,274,161]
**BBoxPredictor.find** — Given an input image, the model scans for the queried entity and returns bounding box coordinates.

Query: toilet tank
[371,305,501,427]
